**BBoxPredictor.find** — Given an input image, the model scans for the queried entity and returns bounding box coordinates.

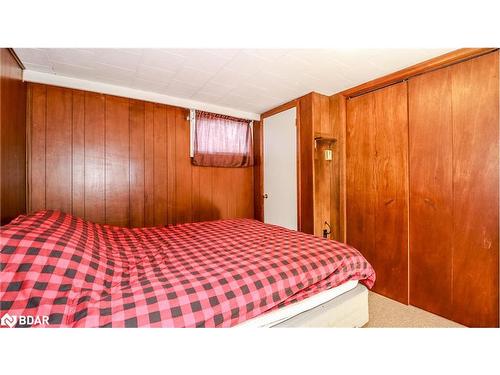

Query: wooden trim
[26,84,32,212]
[260,98,298,119]
[252,120,264,221]
[7,48,25,70]
[337,95,347,243]
[295,101,302,231]
[341,48,497,98]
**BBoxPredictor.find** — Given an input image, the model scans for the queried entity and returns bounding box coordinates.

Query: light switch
[324,149,333,161]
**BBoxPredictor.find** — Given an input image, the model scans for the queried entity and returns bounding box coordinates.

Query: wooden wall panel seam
[28,85,32,212]
[406,82,411,302]
[143,103,146,226]
[71,91,74,214]
[128,100,131,227]
[84,94,86,219]
[42,85,46,211]
[450,69,455,310]
[26,85,31,213]
[151,104,155,225]
[104,96,107,223]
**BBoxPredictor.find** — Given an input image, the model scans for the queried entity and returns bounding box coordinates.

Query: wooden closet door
[346,92,376,267]
[346,82,408,304]
[372,83,409,304]
[408,67,454,318]
[451,52,499,327]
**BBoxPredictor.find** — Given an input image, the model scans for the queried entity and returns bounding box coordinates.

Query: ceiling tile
[140,49,186,71]
[196,81,233,97]
[244,49,288,62]
[136,64,177,84]
[92,63,136,84]
[93,49,143,71]
[222,51,273,76]
[129,77,169,93]
[15,48,51,66]
[172,66,214,86]
[23,62,53,73]
[165,79,200,98]
[46,48,97,66]
[51,61,94,77]
[191,91,224,103]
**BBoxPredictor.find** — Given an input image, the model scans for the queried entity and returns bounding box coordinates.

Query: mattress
[237,280,359,327]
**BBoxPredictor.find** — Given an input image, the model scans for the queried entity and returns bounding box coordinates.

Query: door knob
[263,194,269,199]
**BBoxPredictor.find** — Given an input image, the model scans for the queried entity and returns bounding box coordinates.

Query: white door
[263,107,297,230]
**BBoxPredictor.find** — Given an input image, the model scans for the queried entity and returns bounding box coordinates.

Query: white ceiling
[15,48,454,116]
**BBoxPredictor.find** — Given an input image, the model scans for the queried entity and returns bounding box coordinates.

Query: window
[191,110,253,168]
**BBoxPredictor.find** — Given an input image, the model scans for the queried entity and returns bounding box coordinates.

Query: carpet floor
[364,291,464,328]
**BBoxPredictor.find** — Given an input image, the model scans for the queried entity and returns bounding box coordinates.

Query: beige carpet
[364,291,464,328]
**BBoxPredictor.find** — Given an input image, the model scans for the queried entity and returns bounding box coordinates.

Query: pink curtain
[192,111,253,168]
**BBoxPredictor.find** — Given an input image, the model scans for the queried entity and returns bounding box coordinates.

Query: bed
[0,211,375,328]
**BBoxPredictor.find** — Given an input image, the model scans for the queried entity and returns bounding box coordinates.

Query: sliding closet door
[408,67,454,318]
[451,52,499,327]
[409,52,499,327]
[346,93,376,266]
[346,82,408,304]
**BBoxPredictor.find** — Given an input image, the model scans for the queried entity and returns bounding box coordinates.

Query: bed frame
[271,284,369,328]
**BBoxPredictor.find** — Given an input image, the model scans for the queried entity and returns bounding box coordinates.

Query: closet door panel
[346,93,376,269]
[408,68,453,318]
[373,82,409,304]
[451,52,499,327]
[347,83,409,304]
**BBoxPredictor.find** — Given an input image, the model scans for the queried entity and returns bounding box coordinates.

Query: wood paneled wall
[311,92,344,242]
[1,49,27,225]
[27,83,254,227]
[329,94,347,242]
[297,94,314,234]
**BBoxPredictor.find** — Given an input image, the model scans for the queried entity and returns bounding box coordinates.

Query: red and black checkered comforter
[1,211,375,327]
